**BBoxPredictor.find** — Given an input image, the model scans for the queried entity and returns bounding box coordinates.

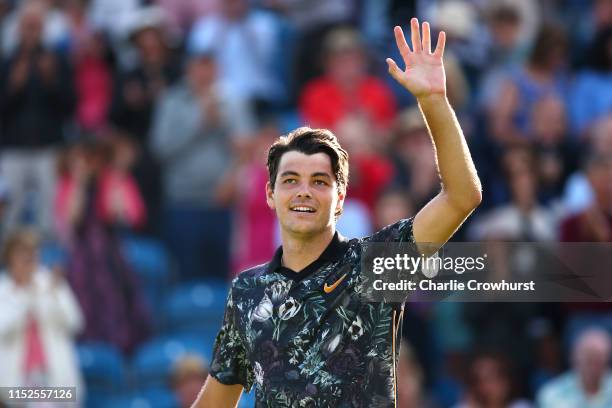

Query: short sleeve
[365,217,416,244]
[208,287,254,391]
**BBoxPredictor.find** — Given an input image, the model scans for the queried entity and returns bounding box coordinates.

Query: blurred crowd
[0,0,611,407]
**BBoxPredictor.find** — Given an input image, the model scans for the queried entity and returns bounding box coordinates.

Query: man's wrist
[416,93,448,108]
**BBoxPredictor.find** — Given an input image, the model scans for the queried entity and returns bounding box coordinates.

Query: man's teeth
[292,207,315,212]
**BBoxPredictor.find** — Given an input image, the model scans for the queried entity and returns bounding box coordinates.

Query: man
[0,1,75,238]
[537,328,612,408]
[193,18,481,407]
[150,48,254,279]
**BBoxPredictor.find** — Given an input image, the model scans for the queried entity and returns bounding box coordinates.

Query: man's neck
[280,228,335,272]
[581,376,603,397]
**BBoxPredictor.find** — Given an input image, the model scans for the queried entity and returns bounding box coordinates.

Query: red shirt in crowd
[299,76,397,130]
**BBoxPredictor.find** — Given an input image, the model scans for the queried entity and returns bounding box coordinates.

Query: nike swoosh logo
[323,273,348,293]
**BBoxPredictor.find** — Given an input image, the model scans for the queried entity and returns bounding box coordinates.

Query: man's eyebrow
[311,172,332,179]
[279,171,300,178]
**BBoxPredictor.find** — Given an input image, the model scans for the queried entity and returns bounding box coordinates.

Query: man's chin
[284,221,326,237]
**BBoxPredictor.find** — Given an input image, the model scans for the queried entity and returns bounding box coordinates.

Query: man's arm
[387,18,481,251]
[191,375,243,408]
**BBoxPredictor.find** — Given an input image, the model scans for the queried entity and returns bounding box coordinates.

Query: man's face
[575,344,609,385]
[187,57,216,89]
[267,151,344,238]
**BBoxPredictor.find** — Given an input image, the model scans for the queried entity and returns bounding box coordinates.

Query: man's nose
[296,182,312,198]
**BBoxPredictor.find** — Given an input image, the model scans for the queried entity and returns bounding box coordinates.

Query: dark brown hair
[266,127,349,194]
[528,23,568,68]
[465,351,520,405]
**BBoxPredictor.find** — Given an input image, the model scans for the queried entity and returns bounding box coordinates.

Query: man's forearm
[192,375,243,408]
[418,94,481,211]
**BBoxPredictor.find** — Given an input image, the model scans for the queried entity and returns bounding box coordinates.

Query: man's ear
[266,181,275,210]
[335,189,346,216]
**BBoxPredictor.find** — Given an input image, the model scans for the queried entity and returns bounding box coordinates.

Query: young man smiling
[193,18,481,407]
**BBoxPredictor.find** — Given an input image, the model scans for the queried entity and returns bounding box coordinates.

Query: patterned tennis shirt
[209,217,416,407]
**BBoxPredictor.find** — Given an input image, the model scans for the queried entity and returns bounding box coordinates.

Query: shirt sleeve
[364,217,416,244]
[208,287,254,391]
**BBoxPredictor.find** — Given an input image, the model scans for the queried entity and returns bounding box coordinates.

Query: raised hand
[387,18,446,100]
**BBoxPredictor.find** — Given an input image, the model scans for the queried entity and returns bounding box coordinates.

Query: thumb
[386,58,403,82]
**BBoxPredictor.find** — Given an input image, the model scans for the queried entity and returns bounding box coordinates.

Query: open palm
[387,18,446,99]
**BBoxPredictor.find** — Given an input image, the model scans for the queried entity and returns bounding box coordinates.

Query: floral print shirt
[209,218,416,407]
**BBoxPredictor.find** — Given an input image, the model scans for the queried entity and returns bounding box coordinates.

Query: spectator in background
[150,49,255,279]
[87,0,140,42]
[155,0,219,38]
[299,27,397,132]
[483,4,525,70]
[560,154,612,242]
[110,6,180,234]
[454,351,532,408]
[397,340,437,408]
[477,3,525,112]
[469,146,556,241]
[530,95,577,205]
[97,134,147,230]
[562,114,612,214]
[488,23,568,146]
[530,328,563,397]
[330,117,381,236]
[110,6,180,143]
[188,0,285,108]
[538,328,612,408]
[215,120,279,276]
[63,0,116,134]
[388,107,439,210]
[170,354,209,408]
[0,229,84,397]
[569,27,612,137]
[373,188,413,231]
[0,1,75,238]
[54,140,151,354]
[334,114,393,212]
[264,0,355,97]
[1,0,70,56]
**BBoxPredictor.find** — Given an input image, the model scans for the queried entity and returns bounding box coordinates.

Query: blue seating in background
[103,387,178,408]
[162,280,228,333]
[78,342,126,389]
[122,236,173,319]
[131,333,212,389]
[39,241,68,267]
[77,342,127,408]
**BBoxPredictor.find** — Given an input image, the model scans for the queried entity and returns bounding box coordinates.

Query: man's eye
[283,179,296,184]
[314,180,328,186]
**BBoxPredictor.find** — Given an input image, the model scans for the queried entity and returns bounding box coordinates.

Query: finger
[393,26,412,61]
[411,17,422,53]
[434,31,446,58]
[386,58,403,81]
[422,21,431,54]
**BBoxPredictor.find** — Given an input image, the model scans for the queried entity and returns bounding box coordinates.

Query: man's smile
[289,205,317,213]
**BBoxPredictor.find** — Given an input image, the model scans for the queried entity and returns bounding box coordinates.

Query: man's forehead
[278,151,333,175]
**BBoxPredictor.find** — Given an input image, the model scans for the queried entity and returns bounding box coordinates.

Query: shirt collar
[267,231,349,282]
